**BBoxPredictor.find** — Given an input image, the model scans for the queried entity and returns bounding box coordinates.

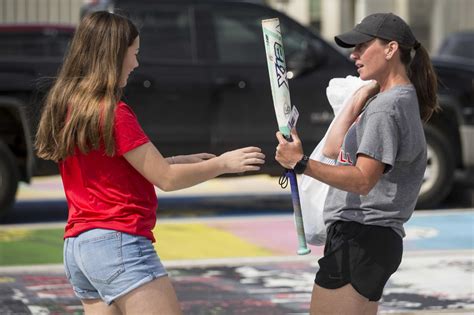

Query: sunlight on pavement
[153,223,274,260]
[16,175,288,201]
[0,229,31,242]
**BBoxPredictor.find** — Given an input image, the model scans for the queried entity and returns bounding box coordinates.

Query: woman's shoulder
[366,85,416,115]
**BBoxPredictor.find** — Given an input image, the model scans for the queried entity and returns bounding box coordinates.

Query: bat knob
[297,248,311,255]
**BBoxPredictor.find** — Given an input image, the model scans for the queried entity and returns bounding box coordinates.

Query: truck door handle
[128,73,153,88]
[142,80,152,88]
[214,77,247,89]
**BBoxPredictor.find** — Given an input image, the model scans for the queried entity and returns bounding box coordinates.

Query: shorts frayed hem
[73,288,101,301]
[104,272,168,305]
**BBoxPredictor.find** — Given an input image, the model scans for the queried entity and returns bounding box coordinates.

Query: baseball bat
[262,18,311,255]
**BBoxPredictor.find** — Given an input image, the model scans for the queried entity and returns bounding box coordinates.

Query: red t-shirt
[60,101,158,242]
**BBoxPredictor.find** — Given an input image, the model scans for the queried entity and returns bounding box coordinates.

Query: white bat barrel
[262,18,292,137]
[262,18,311,255]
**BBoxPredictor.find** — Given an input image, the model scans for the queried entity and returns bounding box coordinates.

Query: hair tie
[413,41,421,50]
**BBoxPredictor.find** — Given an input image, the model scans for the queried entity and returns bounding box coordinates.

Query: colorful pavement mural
[1,176,472,314]
[0,251,473,315]
[1,211,473,315]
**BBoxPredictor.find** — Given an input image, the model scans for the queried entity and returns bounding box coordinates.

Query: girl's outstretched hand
[219,147,265,173]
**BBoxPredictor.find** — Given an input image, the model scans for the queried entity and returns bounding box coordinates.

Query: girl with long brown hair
[36,11,264,314]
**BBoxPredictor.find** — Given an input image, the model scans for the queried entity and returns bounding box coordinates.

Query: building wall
[1,0,473,53]
[320,0,354,45]
[431,0,474,51]
[0,0,82,24]
[266,0,311,25]
[317,0,474,52]
[357,0,470,51]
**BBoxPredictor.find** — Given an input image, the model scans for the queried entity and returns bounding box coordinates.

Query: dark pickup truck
[0,0,472,217]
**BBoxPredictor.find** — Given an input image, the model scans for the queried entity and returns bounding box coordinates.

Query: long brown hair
[399,43,440,122]
[35,11,138,162]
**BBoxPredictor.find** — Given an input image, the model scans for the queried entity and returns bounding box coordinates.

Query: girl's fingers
[244,165,261,171]
[241,146,262,153]
[246,152,265,159]
[246,158,265,165]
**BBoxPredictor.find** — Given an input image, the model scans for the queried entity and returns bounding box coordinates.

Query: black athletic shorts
[315,220,403,301]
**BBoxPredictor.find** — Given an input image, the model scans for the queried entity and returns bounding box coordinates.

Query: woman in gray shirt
[275,13,439,315]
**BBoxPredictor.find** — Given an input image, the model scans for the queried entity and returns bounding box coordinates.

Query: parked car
[436,30,474,62]
[425,56,474,205]
[0,24,74,217]
[0,0,472,218]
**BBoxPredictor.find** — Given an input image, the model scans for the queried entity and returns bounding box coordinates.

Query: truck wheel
[0,141,19,218]
[416,126,454,209]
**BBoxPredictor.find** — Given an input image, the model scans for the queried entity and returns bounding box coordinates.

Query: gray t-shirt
[324,85,427,237]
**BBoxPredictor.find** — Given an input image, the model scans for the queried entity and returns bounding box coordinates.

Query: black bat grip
[283,134,293,142]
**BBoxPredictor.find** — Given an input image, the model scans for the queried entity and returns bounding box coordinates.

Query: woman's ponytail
[401,44,440,122]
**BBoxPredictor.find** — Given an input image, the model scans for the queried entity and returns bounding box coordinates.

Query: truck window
[212,5,319,65]
[126,6,194,62]
[213,8,264,64]
[0,30,71,58]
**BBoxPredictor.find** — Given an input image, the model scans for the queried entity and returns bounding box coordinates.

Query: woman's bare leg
[310,283,378,315]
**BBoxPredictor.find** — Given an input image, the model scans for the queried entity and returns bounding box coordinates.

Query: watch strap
[294,154,309,174]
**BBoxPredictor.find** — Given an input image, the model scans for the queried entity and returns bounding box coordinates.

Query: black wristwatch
[293,154,309,174]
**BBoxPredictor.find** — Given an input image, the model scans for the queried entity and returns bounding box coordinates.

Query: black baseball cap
[335,13,418,49]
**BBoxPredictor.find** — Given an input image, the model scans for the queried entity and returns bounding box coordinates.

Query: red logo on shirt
[338,149,353,164]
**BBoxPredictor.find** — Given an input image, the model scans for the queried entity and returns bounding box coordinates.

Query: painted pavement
[1,176,472,314]
[0,251,472,315]
[0,211,473,315]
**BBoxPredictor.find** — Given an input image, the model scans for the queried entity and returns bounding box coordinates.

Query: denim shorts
[63,228,167,305]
